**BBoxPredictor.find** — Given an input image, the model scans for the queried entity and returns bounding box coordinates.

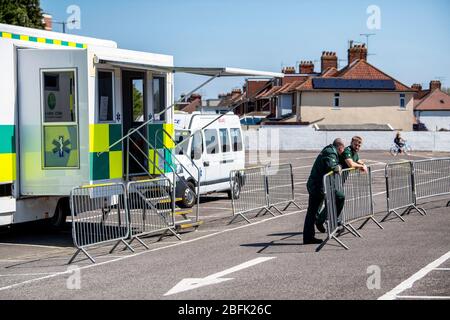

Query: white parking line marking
[0,243,64,250]
[0,273,56,277]
[378,250,450,300]
[395,295,450,300]
[0,209,305,293]
[434,268,450,271]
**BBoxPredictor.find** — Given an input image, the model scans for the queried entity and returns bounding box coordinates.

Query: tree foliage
[0,0,45,29]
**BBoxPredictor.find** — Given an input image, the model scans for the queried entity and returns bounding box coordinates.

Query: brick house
[413,81,450,131]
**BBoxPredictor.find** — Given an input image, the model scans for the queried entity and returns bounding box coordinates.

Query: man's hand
[360,164,368,173]
[333,164,342,175]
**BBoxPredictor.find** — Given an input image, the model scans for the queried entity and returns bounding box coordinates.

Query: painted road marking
[378,250,450,300]
[395,295,450,300]
[0,243,65,250]
[164,257,276,296]
[0,209,305,293]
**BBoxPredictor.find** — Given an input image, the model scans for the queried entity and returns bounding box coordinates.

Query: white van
[173,112,245,207]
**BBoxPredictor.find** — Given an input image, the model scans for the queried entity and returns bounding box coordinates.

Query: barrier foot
[255,207,268,217]
[268,206,283,216]
[111,239,134,254]
[315,237,329,252]
[265,207,278,217]
[447,201,450,207]
[168,228,182,241]
[157,229,169,242]
[332,235,349,250]
[134,237,150,250]
[68,248,95,265]
[282,202,292,211]
[381,210,405,223]
[291,201,303,211]
[370,216,384,230]
[414,206,427,216]
[345,224,362,238]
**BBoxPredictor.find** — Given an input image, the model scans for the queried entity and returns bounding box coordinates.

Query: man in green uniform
[315,136,368,233]
[340,136,367,172]
[303,139,346,244]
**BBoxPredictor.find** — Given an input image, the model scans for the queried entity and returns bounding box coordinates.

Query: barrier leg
[68,248,96,265]
[316,234,349,252]
[381,210,405,223]
[268,206,284,216]
[447,200,450,207]
[344,224,362,238]
[282,202,292,211]
[358,217,384,230]
[133,237,150,250]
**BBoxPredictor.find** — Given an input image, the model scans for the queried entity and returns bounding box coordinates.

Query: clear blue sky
[41,0,450,99]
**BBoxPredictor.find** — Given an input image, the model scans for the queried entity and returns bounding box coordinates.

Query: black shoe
[315,222,326,233]
[304,237,323,245]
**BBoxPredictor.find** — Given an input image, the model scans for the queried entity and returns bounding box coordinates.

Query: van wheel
[179,182,196,208]
[48,199,69,230]
[228,179,241,200]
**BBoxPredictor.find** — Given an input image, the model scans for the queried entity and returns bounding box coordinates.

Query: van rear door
[17,48,88,196]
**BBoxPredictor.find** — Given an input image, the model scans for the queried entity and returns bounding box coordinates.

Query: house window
[400,94,406,109]
[334,93,340,108]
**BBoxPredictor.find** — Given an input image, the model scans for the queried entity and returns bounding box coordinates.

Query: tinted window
[231,128,243,152]
[204,129,219,154]
[98,71,114,122]
[153,77,166,121]
[219,129,231,153]
[175,130,190,156]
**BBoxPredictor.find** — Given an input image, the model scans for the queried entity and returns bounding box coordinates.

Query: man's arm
[345,159,368,172]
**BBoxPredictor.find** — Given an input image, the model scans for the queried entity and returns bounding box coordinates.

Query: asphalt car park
[0,150,449,300]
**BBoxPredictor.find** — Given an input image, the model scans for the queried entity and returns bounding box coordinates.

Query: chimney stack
[321,51,338,73]
[282,66,296,74]
[232,88,242,96]
[299,61,314,74]
[188,93,202,102]
[348,43,368,65]
[430,80,441,91]
[42,14,52,31]
[411,84,422,91]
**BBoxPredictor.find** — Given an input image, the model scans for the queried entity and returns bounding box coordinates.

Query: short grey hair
[333,138,345,148]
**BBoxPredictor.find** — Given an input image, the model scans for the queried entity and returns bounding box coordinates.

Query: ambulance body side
[0,24,175,227]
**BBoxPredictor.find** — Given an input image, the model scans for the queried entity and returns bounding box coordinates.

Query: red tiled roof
[256,86,282,99]
[181,99,201,113]
[415,89,450,111]
[294,60,413,92]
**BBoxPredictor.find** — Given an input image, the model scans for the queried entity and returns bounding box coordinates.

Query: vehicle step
[176,220,204,230]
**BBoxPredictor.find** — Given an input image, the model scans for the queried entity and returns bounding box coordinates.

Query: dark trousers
[304,191,346,240]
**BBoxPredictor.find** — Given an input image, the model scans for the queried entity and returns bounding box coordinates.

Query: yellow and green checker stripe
[0,125,16,183]
[148,123,175,175]
[0,31,87,48]
[89,124,123,181]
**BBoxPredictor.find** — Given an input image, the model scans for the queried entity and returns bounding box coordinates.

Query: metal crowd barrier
[266,164,303,214]
[341,168,383,237]
[230,166,274,224]
[413,158,450,210]
[382,161,425,223]
[316,172,349,252]
[127,178,181,249]
[69,183,133,264]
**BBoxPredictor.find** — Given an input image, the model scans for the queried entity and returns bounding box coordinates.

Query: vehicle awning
[94,54,284,78]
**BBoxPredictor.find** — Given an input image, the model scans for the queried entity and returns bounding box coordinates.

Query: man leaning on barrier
[303,139,346,245]
[315,136,367,232]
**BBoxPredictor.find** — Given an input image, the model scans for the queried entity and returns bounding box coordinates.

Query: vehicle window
[98,71,114,122]
[175,130,190,155]
[43,71,76,123]
[204,129,219,154]
[191,131,203,160]
[219,129,231,153]
[231,128,243,152]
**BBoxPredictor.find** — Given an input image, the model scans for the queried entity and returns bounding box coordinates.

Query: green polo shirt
[340,146,360,169]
